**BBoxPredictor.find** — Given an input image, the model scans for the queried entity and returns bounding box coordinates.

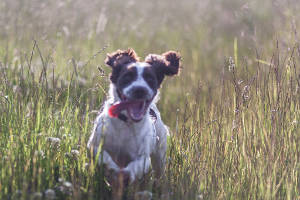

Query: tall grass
[0,0,299,199]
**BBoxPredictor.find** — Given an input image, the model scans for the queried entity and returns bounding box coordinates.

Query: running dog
[87,48,181,187]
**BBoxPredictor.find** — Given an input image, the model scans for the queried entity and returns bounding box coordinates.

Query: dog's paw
[119,168,135,185]
[112,169,134,187]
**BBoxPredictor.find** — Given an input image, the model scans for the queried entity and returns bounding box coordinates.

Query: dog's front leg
[99,150,120,172]
[88,115,120,171]
[123,156,151,184]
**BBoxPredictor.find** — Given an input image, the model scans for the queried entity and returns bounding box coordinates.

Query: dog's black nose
[131,87,148,99]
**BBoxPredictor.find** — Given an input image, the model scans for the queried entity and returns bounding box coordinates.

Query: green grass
[0,0,299,199]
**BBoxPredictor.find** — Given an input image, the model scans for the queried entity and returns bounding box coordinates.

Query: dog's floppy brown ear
[162,51,181,75]
[105,48,139,68]
[145,51,181,87]
[145,51,181,76]
[105,48,139,83]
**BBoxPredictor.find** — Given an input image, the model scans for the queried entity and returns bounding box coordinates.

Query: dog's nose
[131,87,148,99]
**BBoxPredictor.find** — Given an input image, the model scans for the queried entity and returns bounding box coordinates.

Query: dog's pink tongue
[108,100,146,120]
[128,101,145,120]
[108,102,130,118]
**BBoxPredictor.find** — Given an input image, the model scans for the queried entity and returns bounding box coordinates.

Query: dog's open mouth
[108,97,151,122]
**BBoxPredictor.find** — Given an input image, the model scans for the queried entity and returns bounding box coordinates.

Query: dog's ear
[105,48,139,68]
[145,51,181,86]
[162,51,181,75]
[145,51,181,76]
[105,48,139,83]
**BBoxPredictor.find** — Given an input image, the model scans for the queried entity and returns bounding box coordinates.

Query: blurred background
[1,0,300,125]
[1,0,300,70]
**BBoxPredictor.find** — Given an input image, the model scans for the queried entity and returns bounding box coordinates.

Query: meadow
[0,0,299,199]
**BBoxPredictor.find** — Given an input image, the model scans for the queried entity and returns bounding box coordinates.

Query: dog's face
[105,48,181,122]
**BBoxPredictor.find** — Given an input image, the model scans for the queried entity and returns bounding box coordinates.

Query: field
[0,0,299,199]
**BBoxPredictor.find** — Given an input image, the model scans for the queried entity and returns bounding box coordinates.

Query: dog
[87,48,181,189]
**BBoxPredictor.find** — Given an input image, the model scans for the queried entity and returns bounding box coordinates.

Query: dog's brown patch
[145,51,181,85]
[105,48,139,83]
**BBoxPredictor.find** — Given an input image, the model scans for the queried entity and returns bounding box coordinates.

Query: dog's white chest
[100,117,156,167]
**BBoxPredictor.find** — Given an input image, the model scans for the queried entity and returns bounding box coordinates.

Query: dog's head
[105,48,181,122]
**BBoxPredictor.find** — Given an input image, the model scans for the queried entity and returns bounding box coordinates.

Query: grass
[0,0,299,199]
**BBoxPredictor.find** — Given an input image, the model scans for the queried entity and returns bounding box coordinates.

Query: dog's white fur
[123,62,154,99]
[87,83,168,183]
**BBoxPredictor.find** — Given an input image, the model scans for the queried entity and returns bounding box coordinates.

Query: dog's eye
[121,72,134,84]
[144,74,153,81]
[144,73,154,81]
[143,73,156,88]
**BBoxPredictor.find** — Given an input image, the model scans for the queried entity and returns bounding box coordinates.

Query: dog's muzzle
[109,87,154,122]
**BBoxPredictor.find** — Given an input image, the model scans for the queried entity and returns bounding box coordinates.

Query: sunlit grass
[0,0,300,199]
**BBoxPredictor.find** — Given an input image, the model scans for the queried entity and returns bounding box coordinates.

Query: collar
[117,113,128,122]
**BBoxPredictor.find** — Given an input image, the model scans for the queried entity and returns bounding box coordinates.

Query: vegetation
[0,0,299,199]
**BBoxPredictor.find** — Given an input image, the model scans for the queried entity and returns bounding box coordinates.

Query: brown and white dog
[87,48,181,187]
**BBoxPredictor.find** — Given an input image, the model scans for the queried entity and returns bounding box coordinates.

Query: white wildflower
[71,149,80,157]
[46,137,61,147]
[44,189,56,200]
[31,192,43,200]
[134,191,152,200]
